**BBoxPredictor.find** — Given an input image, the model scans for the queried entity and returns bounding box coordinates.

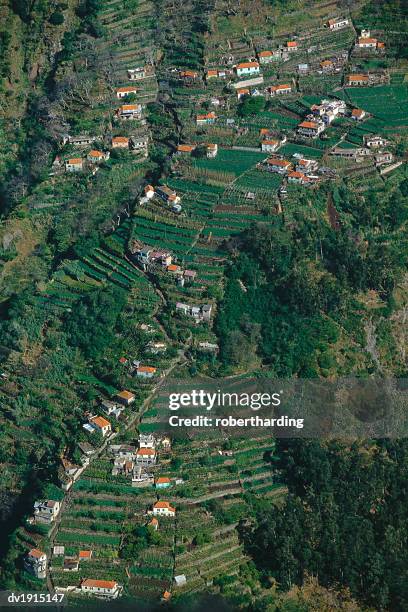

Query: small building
[358,37,378,48]
[375,151,393,166]
[117,104,142,120]
[177,144,196,154]
[112,136,129,149]
[136,447,156,466]
[139,433,156,448]
[269,83,292,96]
[136,365,157,378]
[266,158,292,174]
[144,185,155,199]
[131,135,149,151]
[206,69,218,80]
[116,86,138,98]
[81,579,122,599]
[87,150,109,163]
[184,269,197,282]
[152,501,176,517]
[257,50,274,64]
[206,143,218,158]
[320,59,334,71]
[64,557,79,572]
[288,171,309,185]
[237,87,250,101]
[147,341,167,354]
[53,546,65,556]
[364,135,388,148]
[198,341,219,352]
[79,550,93,561]
[196,111,217,125]
[116,390,136,406]
[62,134,96,146]
[297,120,325,138]
[326,17,349,30]
[148,517,159,531]
[261,139,280,153]
[24,549,47,579]
[286,41,298,51]
[156,185,180,204]
[296,158,318,173]
[34,500,61,524]
[155,477,171,489]
[128,66,147,80]
[235,61,260,77]
[89,415,111,437]
[347,74,369,86]
[351,108,366,121]
[65,158,83,173]
[174,574,187,587]
[202,304,212,322]
[179,70,198,80]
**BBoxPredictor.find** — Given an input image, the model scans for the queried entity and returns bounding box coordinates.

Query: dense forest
[243,438,408,610]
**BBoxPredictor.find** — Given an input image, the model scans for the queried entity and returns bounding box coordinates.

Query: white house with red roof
[81,579,122,599]
[89,415,111,437]
[152,501,176,517]
[235,61,260,77]
[136,447,157,466]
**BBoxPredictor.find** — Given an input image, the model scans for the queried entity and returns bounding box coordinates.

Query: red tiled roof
[82,579,117,589]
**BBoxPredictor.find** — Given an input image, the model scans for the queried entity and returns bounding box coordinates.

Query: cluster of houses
[110,434,172,487]
[297,98,347,138]
[176,142,218,158]
[175,302,212,322]
[263,154,320,186]
[130,240,198,287]
[355,29,385,51]
[331,134,393,166]
[83,390,138,437]
[346,72,388,87]
[138,183,182,211]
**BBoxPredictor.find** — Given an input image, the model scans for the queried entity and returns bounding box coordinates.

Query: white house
[206,143,218,158]
[364,135,388,148]
[266,158,292,174]
[357,36,377,48]
[375,151,393,166]
[87,150,109,163]
[135,365,157,378]
[34,500,61,524]
[139,434,156,449]
[298,120,325,138]
[128,66,147,80]
[257,50,274,64]
[117,104,142,120]
[196,111,216,125]
[288,171,309,185]
[24,549,47,579]
[111,136,129,149]
[131,135,149,151]
[261,140,280,153]
[152,501,176,517]
[81,579,122,599]
[136,447,157,466]
[156,185,181,204]
[65,158,83,172]
[235,61,260,77]
[89,415,111,437]
[351,108,366,121]
[116,390,135,406]
[269,84,292,96]
[327,18,349,30]
[116,86,137,98]
[295,158,318,173]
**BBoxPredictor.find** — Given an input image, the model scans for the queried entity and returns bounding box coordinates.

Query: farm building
[364,135,388,148]
[33,500,61,524]
[288,171,309,185]
[177,144,196,154]
[87,150,109,163]
[128,66,148,80]
[111,136,129,149]
[286,41,298,51]
[237,88,250,100]
[375,151,393,165]
[156,185,181,204]
[156,477,171,489]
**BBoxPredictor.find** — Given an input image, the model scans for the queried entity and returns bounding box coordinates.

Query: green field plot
[193,149,266,177]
